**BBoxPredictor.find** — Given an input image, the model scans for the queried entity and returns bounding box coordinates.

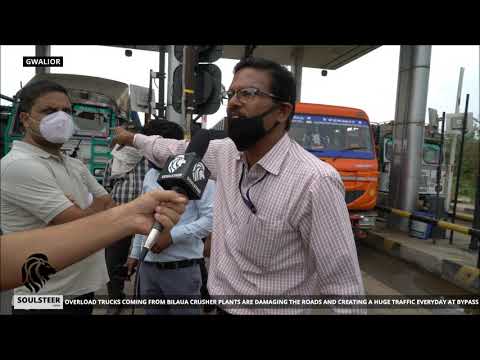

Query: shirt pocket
[237,216,293,273]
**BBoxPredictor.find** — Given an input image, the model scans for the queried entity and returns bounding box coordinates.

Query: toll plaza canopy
[110,45,379,70]
[25,73,130,114]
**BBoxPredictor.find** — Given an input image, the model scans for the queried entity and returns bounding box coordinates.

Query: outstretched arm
[0,190,187,291]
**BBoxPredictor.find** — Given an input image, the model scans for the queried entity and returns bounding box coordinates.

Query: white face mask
[33,111,76,144]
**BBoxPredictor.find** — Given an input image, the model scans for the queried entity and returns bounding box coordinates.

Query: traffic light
[172,46,223,116]
[174,45,223,63]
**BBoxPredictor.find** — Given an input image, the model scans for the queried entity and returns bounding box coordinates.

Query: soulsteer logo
[23,56,63,67]
[21,253,57,293]
[13,295,63,310]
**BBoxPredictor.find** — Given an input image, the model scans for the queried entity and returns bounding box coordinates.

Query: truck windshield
[72,104,111,138]
[423,144,440,165]
[384,138,440,165]
[290,114,374,157]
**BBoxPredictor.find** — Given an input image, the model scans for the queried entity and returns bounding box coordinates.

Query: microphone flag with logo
[157,129,211,200]
[138,130,212,261]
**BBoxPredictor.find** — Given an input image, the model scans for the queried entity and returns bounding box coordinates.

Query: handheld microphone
[139,129,212,261]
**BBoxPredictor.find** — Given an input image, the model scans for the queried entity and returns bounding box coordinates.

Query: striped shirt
[103,157,149,205]
[133,132,365,314]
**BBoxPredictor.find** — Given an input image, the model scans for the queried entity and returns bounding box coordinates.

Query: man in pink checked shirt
[113,57,366,315]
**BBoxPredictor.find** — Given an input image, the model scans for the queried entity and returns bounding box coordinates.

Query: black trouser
[105,235,133,300]
[199,258,209,300]
[12,292,95,315]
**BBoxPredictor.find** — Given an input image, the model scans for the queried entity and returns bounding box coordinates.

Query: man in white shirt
[1,80,115,315]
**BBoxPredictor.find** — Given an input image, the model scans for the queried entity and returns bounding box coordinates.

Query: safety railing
[375,205,480,268]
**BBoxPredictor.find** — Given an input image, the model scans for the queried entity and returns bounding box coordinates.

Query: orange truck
[290,103,379,238]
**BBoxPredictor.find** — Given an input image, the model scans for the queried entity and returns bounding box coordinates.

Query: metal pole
[0,94,15,102]
[157,46,166,119]
[449,94,470,244]
[446,135,458,215]
[146,69,153,124]
[182,46,197,141]
[388,45,431,232]
[470,115,480,252]
[455,67,465,113]
[291,47,304,102]
[446,67,465,215]
[434,112,446,244]
[0,46,2,105]
[166,46,183,128]
[35,45,51,75]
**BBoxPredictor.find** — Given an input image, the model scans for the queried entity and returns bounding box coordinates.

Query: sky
[1,45,478,129]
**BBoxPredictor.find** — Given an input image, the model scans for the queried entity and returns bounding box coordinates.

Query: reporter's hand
[126,257,138,277]
[111,127,136,149]
[125,190,188,235]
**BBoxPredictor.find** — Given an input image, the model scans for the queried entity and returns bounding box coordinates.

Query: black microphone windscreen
[185,129,211,159]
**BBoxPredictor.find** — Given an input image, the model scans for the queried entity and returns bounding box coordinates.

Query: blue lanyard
[238,163,268,214]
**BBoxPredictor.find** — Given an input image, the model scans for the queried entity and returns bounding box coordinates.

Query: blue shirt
[130,168,215,262]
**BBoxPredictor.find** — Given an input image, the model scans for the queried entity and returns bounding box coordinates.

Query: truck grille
[345,190,364,204]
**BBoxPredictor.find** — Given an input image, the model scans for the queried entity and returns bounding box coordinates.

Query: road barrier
[375,205,480,270]
[376,205,480,238]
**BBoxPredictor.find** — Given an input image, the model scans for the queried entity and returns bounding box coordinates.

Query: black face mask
[226,105,280,151]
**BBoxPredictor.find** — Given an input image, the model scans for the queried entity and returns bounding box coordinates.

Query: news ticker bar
[13,295,480,310]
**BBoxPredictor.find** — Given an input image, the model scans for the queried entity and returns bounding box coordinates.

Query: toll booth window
[423,145,440,165]
[72,109,109,137]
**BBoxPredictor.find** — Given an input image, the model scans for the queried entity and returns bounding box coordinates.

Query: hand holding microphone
[139,129,212,261]
[125,189,188,236]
